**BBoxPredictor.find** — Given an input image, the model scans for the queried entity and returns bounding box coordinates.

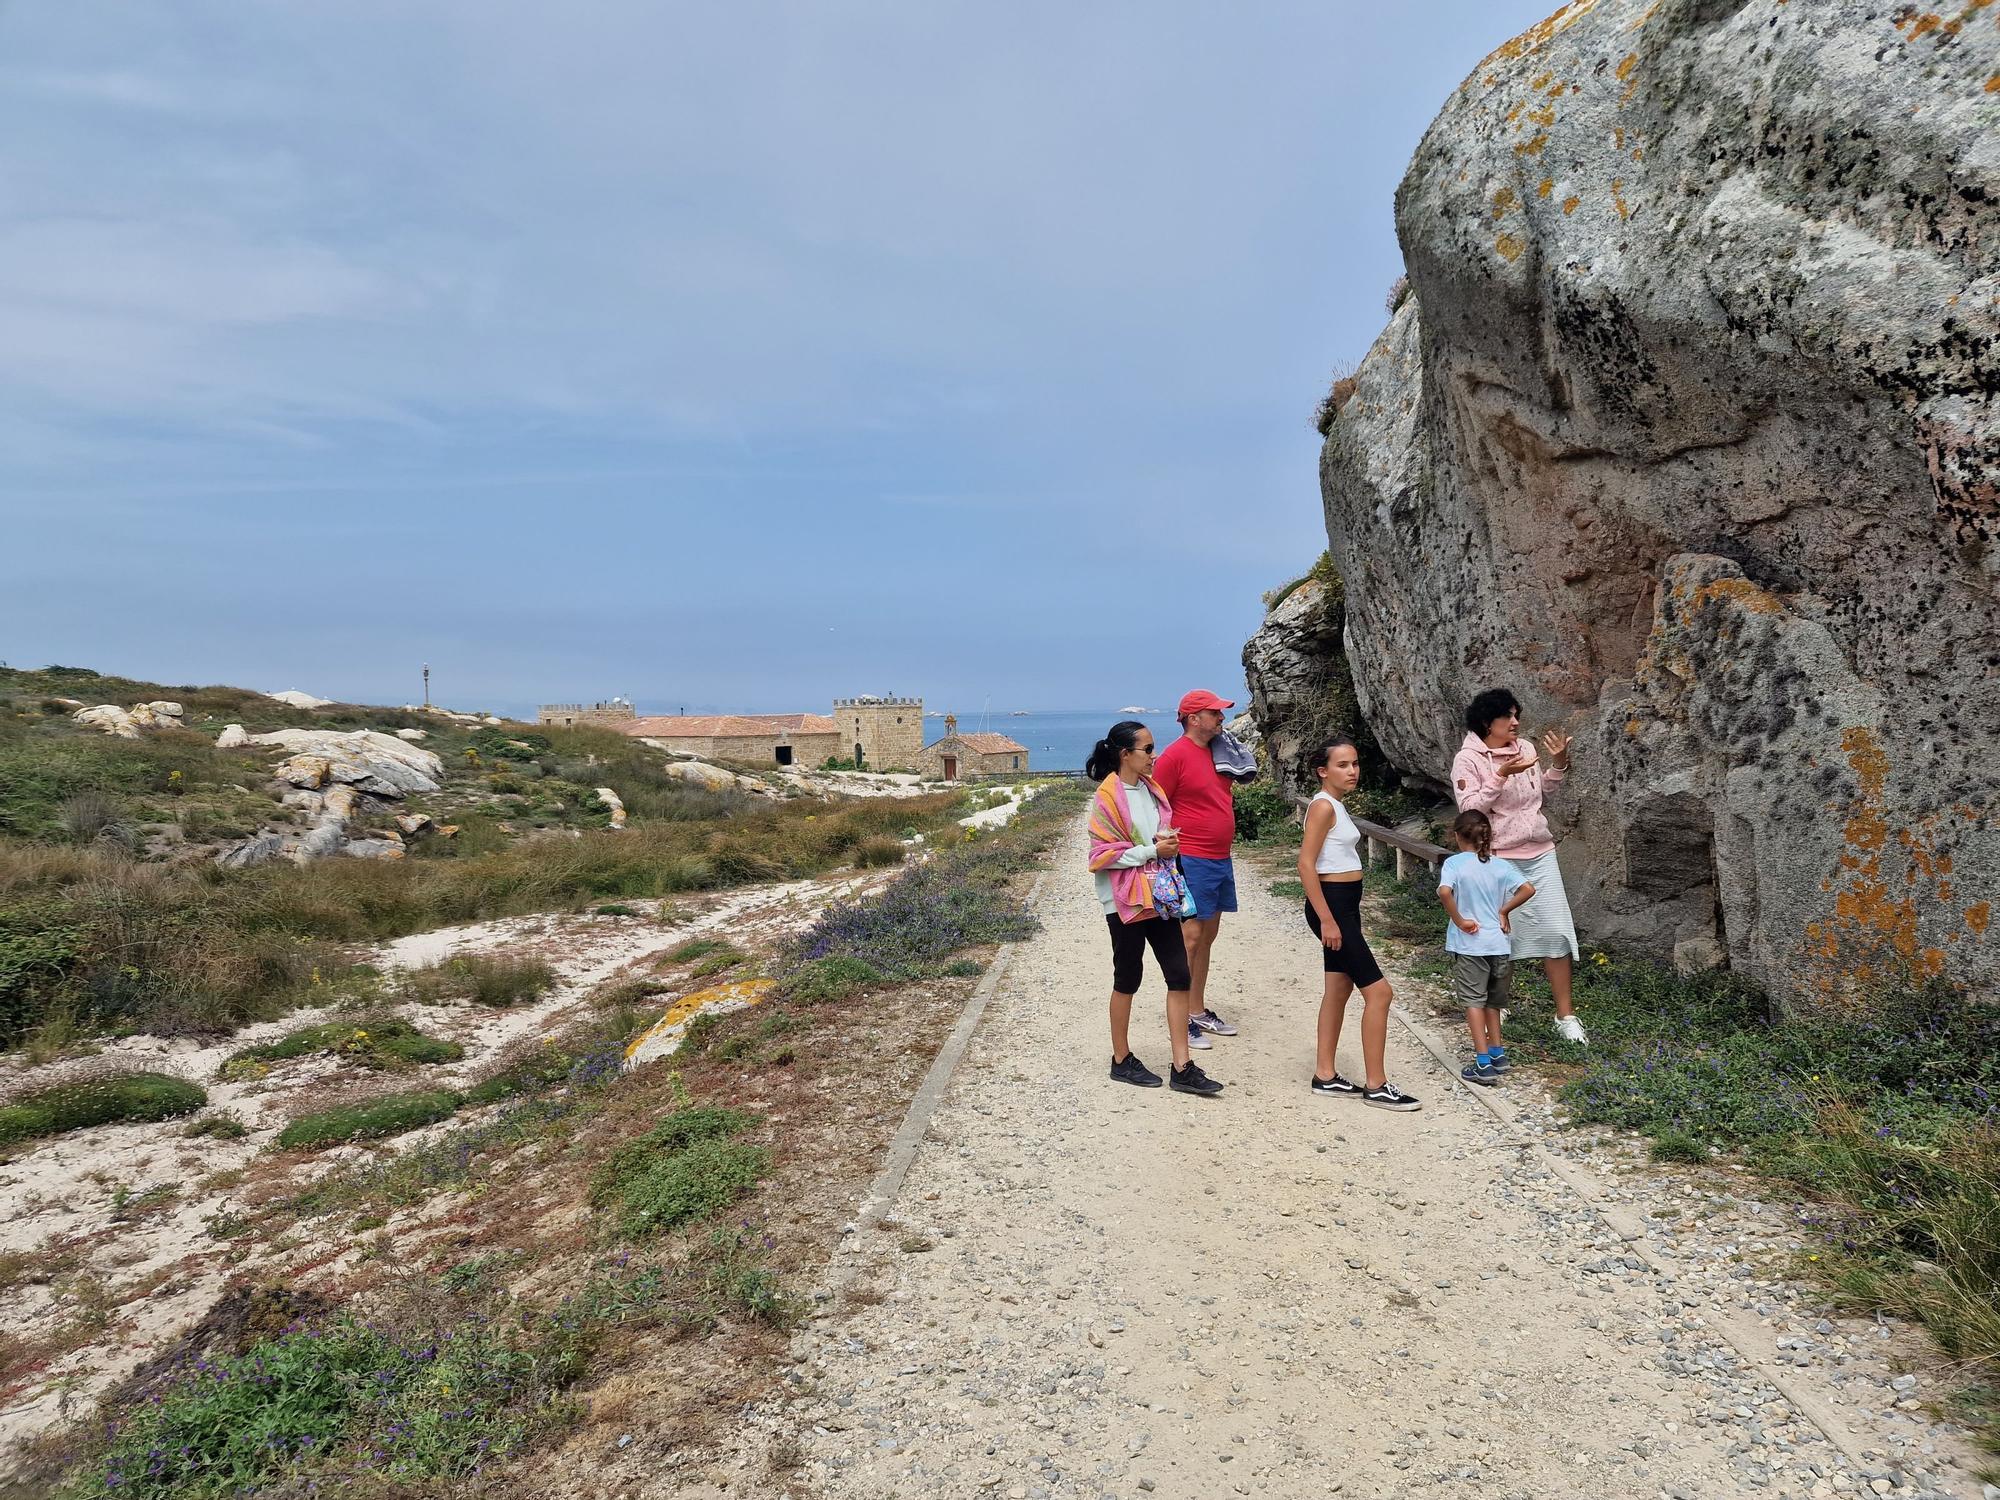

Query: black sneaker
[1362,1081,1421,1112]
[1309,1072,1361,1098]
[1110,1052,1163,1088]
[1169,1061,1224,1097]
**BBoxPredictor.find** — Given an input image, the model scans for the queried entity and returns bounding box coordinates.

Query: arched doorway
[854,741,865,768]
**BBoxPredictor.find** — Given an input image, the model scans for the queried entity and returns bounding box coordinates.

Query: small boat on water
[1010,710,1031,716]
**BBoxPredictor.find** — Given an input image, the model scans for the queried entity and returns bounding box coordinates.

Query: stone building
[834,696,923,771]
[622,712,840,767]
[537,700,636,729]
[915,716,1029,780]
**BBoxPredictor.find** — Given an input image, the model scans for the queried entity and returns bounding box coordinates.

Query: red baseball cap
[1177,689,1235,716]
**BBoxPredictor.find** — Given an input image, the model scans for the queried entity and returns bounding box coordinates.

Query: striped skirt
[1501,848,1579,961]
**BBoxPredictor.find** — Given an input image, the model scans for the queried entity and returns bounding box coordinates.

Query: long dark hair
[1465,687,1521,739]
[1086,720,1148,781]
[1453,808,1495,862]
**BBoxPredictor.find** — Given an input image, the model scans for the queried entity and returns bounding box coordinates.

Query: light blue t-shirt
[1439,850,1527,957]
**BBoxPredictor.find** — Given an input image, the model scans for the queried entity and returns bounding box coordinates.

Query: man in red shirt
[1151,689,1242,1048]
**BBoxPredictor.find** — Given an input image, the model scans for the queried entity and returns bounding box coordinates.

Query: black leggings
[1106,914,1191,993]
[1304,879,1385,987]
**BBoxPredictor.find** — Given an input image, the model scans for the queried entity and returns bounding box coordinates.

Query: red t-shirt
[1152,735,1235,860]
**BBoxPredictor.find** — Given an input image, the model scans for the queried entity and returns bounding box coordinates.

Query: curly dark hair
[1464,688,1521,740]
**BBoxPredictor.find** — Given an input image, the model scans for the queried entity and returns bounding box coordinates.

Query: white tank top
[1310,791,1363,875]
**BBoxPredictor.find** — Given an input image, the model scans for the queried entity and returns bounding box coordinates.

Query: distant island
[1118,705,1158,714]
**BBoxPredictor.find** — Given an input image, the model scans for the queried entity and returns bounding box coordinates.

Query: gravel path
[783,816,1986,1500]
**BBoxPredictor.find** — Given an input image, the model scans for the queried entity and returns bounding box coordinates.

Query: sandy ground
[0,868,887,1462]
[782,816,1988,1500]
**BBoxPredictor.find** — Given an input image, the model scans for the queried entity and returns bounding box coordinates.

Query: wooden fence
[1352,817,1449,880]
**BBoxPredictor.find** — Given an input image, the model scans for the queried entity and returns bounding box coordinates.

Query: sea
[927,707,1181,777]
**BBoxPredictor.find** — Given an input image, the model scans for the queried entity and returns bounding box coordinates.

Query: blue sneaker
[1461,1061,1497,1088]
[1486,1053,1511,1074]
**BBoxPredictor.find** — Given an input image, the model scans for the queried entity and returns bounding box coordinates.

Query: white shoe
[1554,1015,1588,1045]
[1186,1023,1212,1050]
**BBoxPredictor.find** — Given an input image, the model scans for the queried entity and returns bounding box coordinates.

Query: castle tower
[833,695,923,771]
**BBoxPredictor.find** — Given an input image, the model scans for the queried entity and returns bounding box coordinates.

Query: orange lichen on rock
[1480,0,1605,70]
[1529,103,1557,127]
[1515,133,1551,156]
[1538,177,1556,198]
[1969,900,1992,933]
[1492,186,1519,218]
[1616,52,1640,79]
[1562,195,1581,214]
[1496,233,1527,262]
[1987,72,2000,91]
[1691,574,1784,617]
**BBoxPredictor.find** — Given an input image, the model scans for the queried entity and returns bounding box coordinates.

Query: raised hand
[1539,729,1571,768]
[1502,744,1539,777]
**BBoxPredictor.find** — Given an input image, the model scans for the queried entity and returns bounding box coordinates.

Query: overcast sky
[0,1,1551,719]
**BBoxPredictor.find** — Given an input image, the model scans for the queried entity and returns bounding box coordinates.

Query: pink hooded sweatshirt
[1450,732,1566,859]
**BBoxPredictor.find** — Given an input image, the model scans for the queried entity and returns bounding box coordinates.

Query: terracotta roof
[945,732,1028,755]
[626,713,836,738]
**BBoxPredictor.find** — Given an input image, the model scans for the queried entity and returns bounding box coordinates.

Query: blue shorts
[1179,855,1238,920]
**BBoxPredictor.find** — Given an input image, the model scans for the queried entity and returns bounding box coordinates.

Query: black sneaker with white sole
[1110,1052,1163,1088]
[1309,1072,1361,1098]
[1362,1081,1422,1112]
[1169,1061,1224,1097]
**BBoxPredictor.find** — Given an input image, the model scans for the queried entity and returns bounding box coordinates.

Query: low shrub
[399,954,556,1009]
[592,1105,768,1238]
[852,837,905,868]
[0,1071,205,1146]
[223,1016,463,1077]
[277,1089,460,1150]
[593,903,639,917]
[780,956,886,1005]
[662,937,730,965]
[184,1114,248,1140]
[688,949,744,980]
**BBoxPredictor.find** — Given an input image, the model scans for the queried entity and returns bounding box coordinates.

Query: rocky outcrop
[217,732,445,868]
[1313,1,1999,1007]
[1241,580,1349,801]
[595,787,628,830]
[73,702,184,738]
[215,724,249,750]
[267,689,332,709]
[246,730,442,797]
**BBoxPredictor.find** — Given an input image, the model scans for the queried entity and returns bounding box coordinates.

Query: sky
[0,1,1552,721]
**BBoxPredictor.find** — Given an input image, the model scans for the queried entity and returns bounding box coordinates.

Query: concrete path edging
[813,867,1051,1302]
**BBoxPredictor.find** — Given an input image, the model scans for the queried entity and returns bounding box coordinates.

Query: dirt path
[785,816,1979,1500]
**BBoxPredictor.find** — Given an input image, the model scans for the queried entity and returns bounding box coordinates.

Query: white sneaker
[1554,1015,1588,1045]
[1186,1022,1212,1050]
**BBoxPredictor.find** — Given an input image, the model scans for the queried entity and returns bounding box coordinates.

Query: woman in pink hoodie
[1450,688,1586,1044]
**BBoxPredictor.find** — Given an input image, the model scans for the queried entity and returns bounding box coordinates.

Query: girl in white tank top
[1309,790,1363,875]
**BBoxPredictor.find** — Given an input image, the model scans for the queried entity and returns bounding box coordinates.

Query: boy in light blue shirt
[1438,809,1536,1086]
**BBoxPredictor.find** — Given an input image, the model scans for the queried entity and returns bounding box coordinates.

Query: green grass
[662,936,730,965]
[1268,877,1305,900]
[222,1016,463,1077]
[852,836,905,868]
[276,1089,461,1150]
[0,1071,205,1146]
[591,1105,769,1238]
[687,948,744,980]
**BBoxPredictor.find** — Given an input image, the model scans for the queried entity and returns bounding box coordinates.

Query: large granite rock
[1317,0,1998,1007]
[246,729,444,797]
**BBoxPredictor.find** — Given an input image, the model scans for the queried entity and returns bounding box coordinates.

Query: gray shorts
[1452,953,1513,1009]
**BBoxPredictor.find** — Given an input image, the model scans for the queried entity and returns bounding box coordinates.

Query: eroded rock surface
[1315,0,1998,1005]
